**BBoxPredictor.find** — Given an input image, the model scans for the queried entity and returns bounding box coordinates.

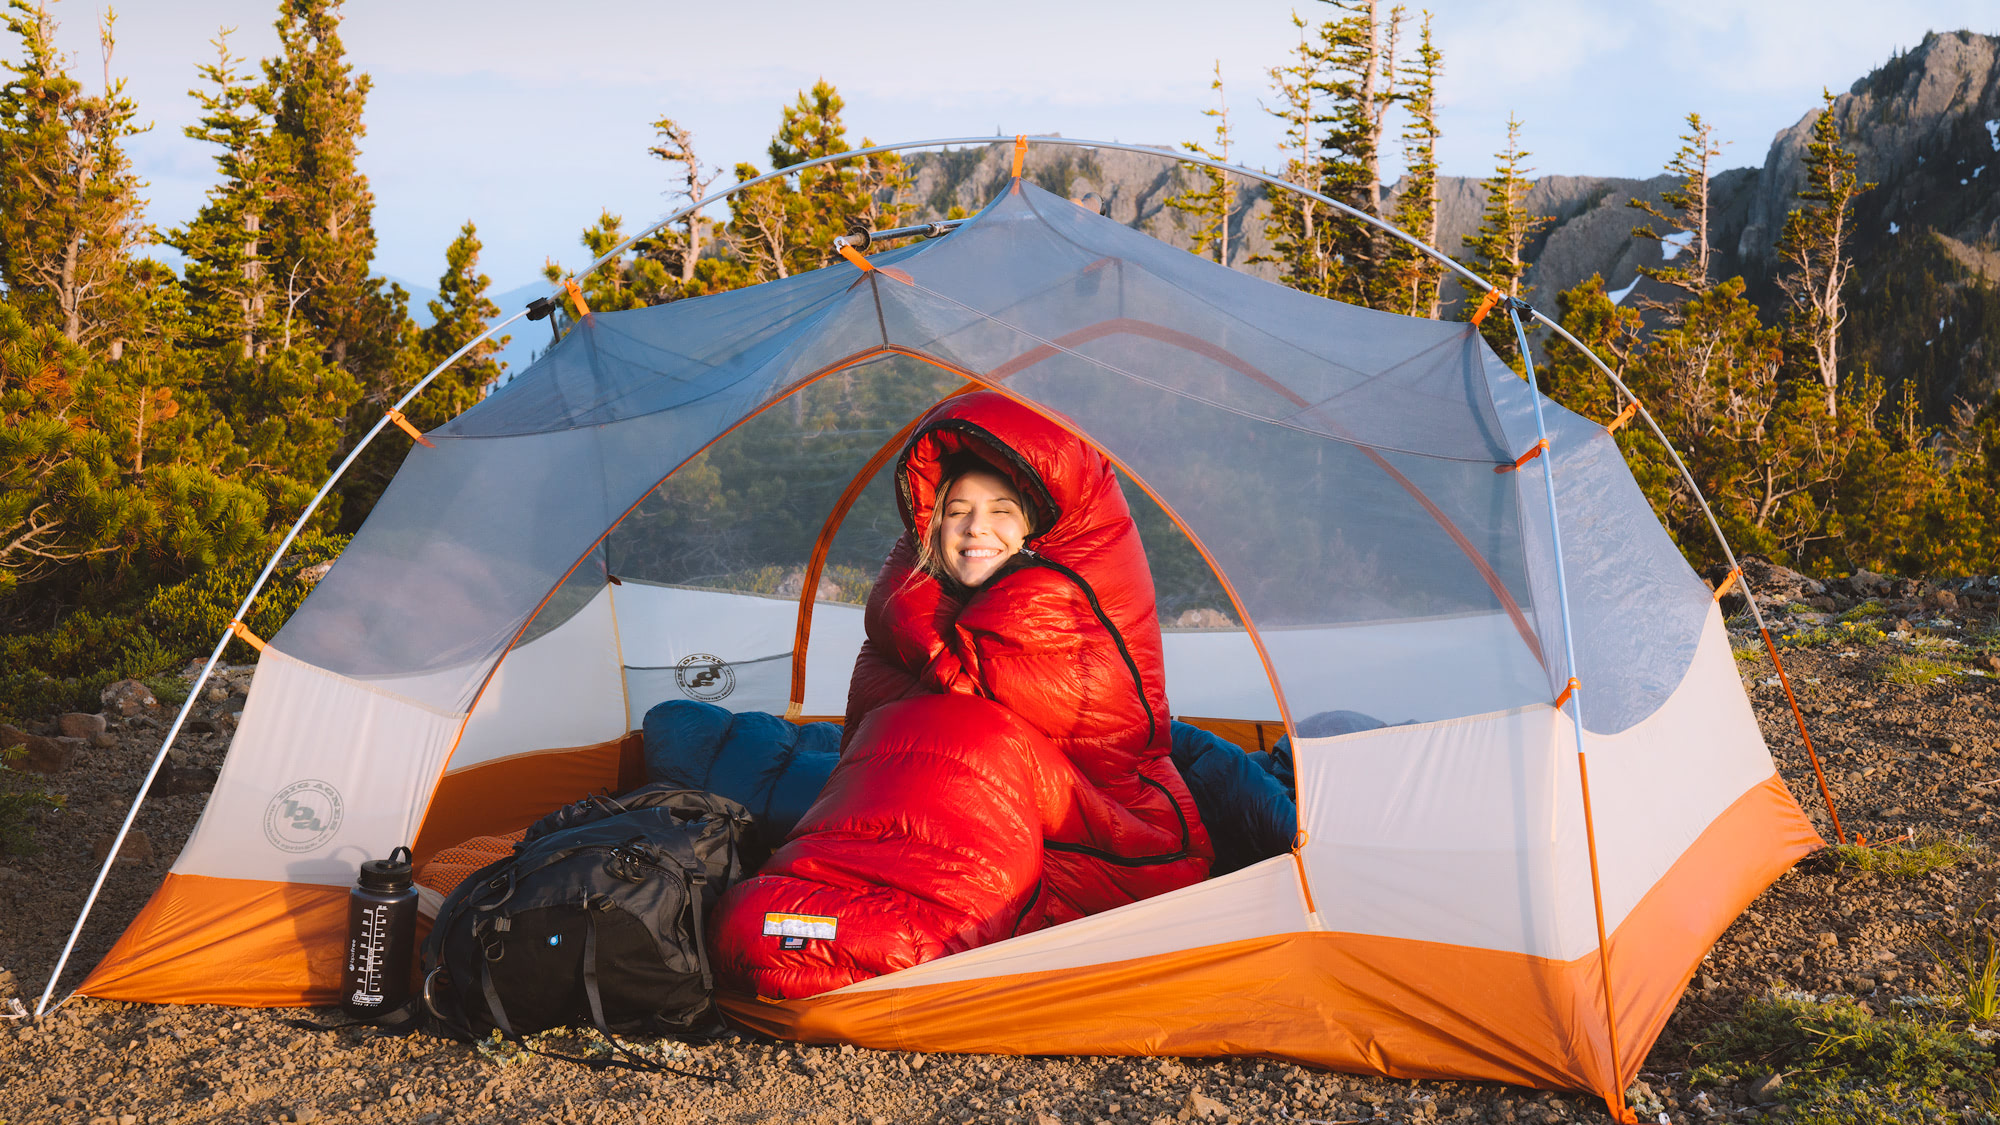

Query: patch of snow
[1919,155,1926,164]
[1962,178,1970,185]
[1889,221,1900,234]
[1988,119,1999,150]
[1607,277,1640,305]
[1940,316,1947,332]
[1659,230,1696,261]
[1977,165,1987,178]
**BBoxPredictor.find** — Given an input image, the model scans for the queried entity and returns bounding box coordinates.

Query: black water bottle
[342,846,417,1018]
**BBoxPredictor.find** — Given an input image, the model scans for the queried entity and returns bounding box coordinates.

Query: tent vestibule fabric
[73,179,1819,1107]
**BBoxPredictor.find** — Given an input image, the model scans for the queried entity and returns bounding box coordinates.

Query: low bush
[1690,992,1997,1124]
[1829,837,1978,877]
[1875,654,1968,685]
[0,532,347,724]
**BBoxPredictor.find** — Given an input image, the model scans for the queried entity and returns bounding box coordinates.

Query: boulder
[91,830,155,867]
[0,724,72,774]
[57,713,106,739]
[100,679,158,718]
[145,765,218,799]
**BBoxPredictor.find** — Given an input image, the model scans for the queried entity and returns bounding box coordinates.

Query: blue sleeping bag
[643,701,1372,880]
[642,700,840,844]
[1168,721,1297,877]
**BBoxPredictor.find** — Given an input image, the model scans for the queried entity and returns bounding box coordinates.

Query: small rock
[0,868,23,884]
[1929,589,1958,612]
[1182,1090,1228,1120]
[100,679,158,717]
[1699,972,1721,991]
[0,966,16,999]
[1849,975,1877,992]
[145,765,218,799]
[1173,607,1233,629]
[1747,1072,1783,1103]
[1814,932,1838,947]
[1981,654,2000,674]
[0,724,72,774]
[88,730,117,749]
[57,712,106,738]
[92,830,156,867]
[204,686,228,703]
[298,560,333,586]
[1037,1115,1062,1125]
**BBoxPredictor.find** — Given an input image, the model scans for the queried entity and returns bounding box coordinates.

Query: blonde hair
[912,460,1036,589]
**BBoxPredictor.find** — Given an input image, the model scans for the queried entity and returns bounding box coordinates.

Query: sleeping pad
[713,392,1211,999]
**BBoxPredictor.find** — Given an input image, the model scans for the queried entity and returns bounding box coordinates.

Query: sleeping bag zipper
[1016,547,1190,867]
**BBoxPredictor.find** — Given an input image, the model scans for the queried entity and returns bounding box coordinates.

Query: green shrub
[1875,654,1967,685]
[1691,992,1997,1124]
[1785,620,1889,648]
[0,531,347,723]
[1829,837,1978,877]
[0,744,66,854]
[1841,599,1888,622]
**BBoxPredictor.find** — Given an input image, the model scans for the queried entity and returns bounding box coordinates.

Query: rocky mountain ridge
[902,30,2000,418]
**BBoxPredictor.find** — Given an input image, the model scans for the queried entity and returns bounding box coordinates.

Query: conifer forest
[2,0,1998,727]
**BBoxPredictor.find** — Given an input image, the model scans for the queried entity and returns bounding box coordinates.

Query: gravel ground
[2,573,1997,1125]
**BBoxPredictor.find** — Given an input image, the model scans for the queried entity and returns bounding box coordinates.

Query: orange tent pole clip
[563,277,590,319]
[1494,438,1549,474]
[384,408,435,448]
[1712,567,1741,602]
[228,620,268,653]
[1605,400,1640,434]
[834,238,876,273]
[1553,677,1578,711]
[1469,288,1504,325]
[1011,133,1028,178]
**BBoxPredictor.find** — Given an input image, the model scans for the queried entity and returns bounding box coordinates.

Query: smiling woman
[919,457,1038,590]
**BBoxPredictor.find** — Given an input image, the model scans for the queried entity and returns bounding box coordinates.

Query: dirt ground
[2,569,1997,1125]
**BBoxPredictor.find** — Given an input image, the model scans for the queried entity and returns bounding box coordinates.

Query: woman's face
[936,470,1030,588]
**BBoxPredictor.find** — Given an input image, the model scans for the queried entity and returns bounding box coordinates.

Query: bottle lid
[357,845,413,892]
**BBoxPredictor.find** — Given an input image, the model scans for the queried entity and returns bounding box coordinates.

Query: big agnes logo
[674,654,735,702]
[264,779,344,853]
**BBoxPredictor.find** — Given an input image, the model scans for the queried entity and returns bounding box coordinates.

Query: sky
[40,0,2000,300]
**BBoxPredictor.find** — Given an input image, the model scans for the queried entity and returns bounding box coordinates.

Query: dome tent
[48,137,1825,1120]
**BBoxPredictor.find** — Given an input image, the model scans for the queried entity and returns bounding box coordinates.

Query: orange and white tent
[60,144,1822,1118]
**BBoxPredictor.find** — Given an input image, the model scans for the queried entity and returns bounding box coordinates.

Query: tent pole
[1508,304,1635,1124]
[1517,309,1844,843]
[34,309,531,1018]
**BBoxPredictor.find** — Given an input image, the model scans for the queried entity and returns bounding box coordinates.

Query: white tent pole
[34,309,532,1017]
[1507,304,1632,1120]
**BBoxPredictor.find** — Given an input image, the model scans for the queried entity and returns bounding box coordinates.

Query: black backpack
[420,785,764,1047]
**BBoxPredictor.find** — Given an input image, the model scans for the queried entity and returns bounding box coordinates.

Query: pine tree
[1384,10,1442,317]
[1312,0,1402,306]
[648,116,728,290]
[725,80,908,284]
[1628,113,1724,310]
[1776,89,1873,417]
[1164,61,1235,264]
[260,0,400,375]
[1258,13,1334,296]
[0,2,151,354]
[1462,115,1549,361]
[169,29,277,356]
[413,223,505,425]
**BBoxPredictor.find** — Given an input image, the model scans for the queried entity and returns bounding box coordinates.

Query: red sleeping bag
[715,392,1211,999]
